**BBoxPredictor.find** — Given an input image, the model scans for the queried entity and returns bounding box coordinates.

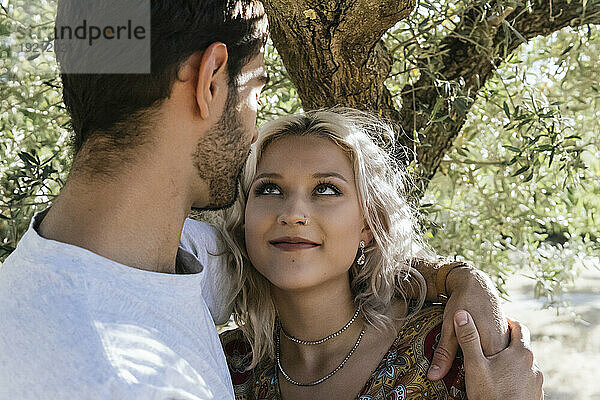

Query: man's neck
[38,163,194,274]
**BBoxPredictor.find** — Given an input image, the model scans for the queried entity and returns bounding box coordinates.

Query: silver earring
[357,241,365,266]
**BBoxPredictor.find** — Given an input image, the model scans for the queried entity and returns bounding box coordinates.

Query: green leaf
[503,101,511,118]
[18,152,32,167]
[456,147,469,157]
[548,149,555,167]
[419,0,438,11]
[529,135,542,145]
[18,152,38,166]
[512,165,530,177]
[454,97,469,119]
[559,44,574,57]
[0,245,16,254]
[429,97,444,123]
[431,115,450,123]
[535,144,555,152]
[502,20,528,44]
[523,172,534,182]
[503,145,521,153]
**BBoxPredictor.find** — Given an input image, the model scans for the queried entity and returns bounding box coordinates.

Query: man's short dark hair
[56,0,268,156]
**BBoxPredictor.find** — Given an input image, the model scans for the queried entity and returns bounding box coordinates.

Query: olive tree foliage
[421,26,600,303]
[1,0,70,260]
[1,0,599,305]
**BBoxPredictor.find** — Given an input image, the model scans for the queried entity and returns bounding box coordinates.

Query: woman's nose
[277,214,308,225]
[276,197,309,225]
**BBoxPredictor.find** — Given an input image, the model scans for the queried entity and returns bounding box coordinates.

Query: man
[0,0,540,398]
[1,1,269,398]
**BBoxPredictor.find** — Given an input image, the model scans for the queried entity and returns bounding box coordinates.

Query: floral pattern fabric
[220,304,467,400]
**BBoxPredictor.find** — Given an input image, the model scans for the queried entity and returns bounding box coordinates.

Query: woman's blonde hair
[215,108,434,368]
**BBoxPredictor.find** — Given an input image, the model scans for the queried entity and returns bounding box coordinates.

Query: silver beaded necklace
[276,326,365,386]
[276,307,365,386]
[280,307,361,345]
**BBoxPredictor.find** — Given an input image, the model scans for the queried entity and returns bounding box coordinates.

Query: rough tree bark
[262,0,600,195]
[262,0,414,121]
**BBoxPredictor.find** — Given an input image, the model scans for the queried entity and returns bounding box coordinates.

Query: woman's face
[244,135,372,291]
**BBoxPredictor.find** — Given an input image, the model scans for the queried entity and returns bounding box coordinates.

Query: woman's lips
[270,242,320,251]
[269,238,321,252]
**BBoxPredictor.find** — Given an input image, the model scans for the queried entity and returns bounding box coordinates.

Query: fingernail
[428,364,440,379]
[455,310,468,326]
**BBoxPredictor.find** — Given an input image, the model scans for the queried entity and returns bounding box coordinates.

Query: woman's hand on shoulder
[454,310,544,400]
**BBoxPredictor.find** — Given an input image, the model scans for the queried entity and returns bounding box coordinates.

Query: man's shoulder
[180,218,221,255]
[0,248,82,310]
[0,272,115,398]
[0,257,94,344]
[182,217,219,242]
[0,246,99,357]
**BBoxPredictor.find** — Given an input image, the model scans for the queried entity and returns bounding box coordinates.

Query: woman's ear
[360,223,374,245]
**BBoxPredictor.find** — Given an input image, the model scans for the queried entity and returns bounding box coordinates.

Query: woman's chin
[263,269,349,294]
[264,273,324,293]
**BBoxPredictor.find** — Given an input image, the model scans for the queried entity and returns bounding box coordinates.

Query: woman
[216,109,542,399]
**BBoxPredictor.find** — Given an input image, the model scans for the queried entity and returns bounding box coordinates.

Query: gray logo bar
[54,0,150,74]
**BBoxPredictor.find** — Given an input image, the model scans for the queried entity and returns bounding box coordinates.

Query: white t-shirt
[0,212,235,399]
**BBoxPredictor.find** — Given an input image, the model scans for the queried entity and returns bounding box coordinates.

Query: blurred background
[1,1,599,398]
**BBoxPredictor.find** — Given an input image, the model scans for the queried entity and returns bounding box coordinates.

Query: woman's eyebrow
[312,172,348,183]
[253,172,349,182]
[254,172,282,181]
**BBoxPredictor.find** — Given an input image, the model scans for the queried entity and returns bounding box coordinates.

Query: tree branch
[398,0,600,192]
[334,0,416,59]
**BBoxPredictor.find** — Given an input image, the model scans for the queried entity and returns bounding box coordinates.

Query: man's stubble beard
[192,88,252,211]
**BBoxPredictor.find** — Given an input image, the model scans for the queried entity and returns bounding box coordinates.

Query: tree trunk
[262,0,415,120]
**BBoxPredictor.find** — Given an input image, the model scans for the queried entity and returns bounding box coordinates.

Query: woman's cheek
[245,203,268,255]
[326,206,365,260]
[244,204,258,248]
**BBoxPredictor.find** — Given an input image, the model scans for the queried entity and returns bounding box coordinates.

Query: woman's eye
[314,184,340,196]
[255,183,281,195]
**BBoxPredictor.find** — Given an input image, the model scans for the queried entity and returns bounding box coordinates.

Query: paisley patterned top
[220,304,467,400]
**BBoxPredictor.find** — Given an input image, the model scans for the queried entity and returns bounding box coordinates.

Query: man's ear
[196,42,229,120]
